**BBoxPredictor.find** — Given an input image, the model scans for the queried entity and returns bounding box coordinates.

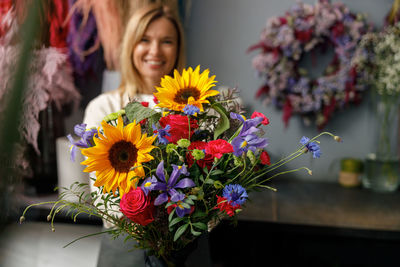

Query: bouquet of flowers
[21,66,340,266]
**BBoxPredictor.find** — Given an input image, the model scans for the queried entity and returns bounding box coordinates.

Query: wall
[185,0,393,182]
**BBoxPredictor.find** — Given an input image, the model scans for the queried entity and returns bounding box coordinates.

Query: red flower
[205,139,234,159]
[279,17,287,25]
[260,150,271,165]
[153,96,159,104]
[214,195,240,217]
[186,141,214,170]
[120,187,155,226]
[159,114,199,144]
[251,111,270,125]
[295,29,313,43]
[332,22,345,38]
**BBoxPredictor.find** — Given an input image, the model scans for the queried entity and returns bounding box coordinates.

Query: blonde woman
[83,3,185,129]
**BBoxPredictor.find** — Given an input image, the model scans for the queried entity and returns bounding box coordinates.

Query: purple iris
[153,124,171,144]
[67,123,97,161]
[140,176,158,196]
[300,136,321,158]
[222,184,248,206]
[171,194,193,218]
[230,112,268,156]
[231,133,268,157]
[183,104,200,116]
[153,161,195,205]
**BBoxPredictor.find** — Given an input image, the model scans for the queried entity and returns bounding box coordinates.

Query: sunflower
[154,65,219,112]
[81,116,156,197]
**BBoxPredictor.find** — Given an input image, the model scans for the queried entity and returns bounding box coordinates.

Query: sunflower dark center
[174,88,200,104]
[108,140,138,173]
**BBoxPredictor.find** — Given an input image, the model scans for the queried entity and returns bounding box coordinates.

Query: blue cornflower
[67,124,97,161]
[183,104,200,116]
[153,124,171,144]
[222,184,248,206]
[300,136,321,158]
[153,161,195,205]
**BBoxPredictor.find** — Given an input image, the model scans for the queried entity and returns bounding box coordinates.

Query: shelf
[240,179,400,232]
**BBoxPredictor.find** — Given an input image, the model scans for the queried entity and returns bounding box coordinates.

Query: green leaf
[169,217,185,228]
[211,169,224,176]
[180,202,191,209]
[187,195,198,200]
[192,222,207,230]
[125,102,159,123]
[191,228,202,236]
[173,224,189,241]
[192,210,206,218]
[210,101,230,139]
[204,178,215,185]
[185,198,194,205]
[168,208,176,222]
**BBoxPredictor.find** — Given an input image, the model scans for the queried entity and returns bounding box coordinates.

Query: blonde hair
[119,3,186,96]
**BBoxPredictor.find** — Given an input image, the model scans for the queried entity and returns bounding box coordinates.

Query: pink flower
[120,187,155,226]
[251,111,270,125]
[205,139,234,159]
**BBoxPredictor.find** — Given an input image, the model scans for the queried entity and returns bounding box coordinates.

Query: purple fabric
[67,0,100,76]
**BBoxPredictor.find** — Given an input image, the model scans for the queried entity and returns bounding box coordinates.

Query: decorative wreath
[248,0,371,129]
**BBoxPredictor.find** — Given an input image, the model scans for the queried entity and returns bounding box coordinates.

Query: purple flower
[231,134,268,157]
[230,112,263,136]
[153,124,171,145]
[222,184,248,206]
[230,113,268,156]
[67,124,97,161]
[172,195,193,217]
[153,161,195,205]
[183,104,200,116]
[140,176,158,196]
[300,136,321,158]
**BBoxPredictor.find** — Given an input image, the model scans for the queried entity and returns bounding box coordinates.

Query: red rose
[260,150,271,165]
[251,111,270,125]
[186,141,214,170]
[159,114,198,144]
[120,187,155,226]
[205,139,234,159]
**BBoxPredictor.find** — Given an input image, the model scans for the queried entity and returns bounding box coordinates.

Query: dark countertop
[240,179,400,232]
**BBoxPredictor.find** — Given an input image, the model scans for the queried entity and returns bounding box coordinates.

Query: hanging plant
[248,0,371,129]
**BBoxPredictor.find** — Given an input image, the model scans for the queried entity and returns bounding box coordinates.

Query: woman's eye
[163,40,173,44]
[140,38,149,43]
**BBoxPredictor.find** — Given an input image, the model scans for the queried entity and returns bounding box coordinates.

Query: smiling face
[133,17,178,93]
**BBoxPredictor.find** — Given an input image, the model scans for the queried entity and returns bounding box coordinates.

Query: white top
[83,90,155,128]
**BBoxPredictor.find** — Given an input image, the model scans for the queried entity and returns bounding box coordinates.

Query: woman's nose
[149,41,161,55]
